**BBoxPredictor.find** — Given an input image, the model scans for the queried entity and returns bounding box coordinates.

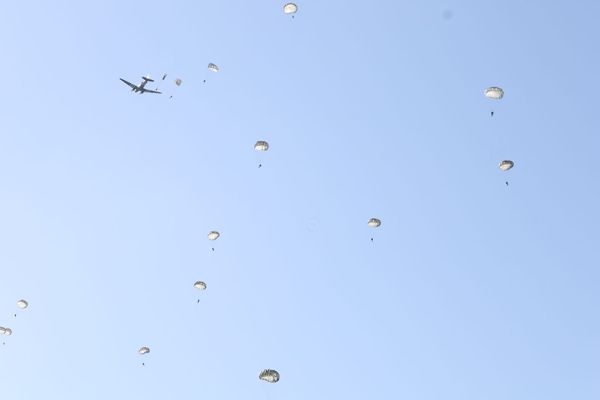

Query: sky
[1,0,599,399]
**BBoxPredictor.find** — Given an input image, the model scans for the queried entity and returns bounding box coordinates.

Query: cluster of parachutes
[1,299,29,344]
[484,86,515,182]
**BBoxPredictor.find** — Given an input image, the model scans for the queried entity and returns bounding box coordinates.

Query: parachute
[175,78,182,86]
[3,328,12,336]
[208,231,220,241]
[208,63,219,73]
[259,369,280,383]
[254,141,269,152]
[368,218,381,228]
[194,281,207,290]
[139,346,150,355]
[484,87,504,100]
[499,160,514,171]
[0,327,5,335]
[283,3,298,14]
[16,299,28,309]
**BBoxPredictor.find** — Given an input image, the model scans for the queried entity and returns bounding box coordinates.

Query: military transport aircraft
[119,75,161,94]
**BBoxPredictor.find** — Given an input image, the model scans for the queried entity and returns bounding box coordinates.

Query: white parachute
[3,328,12,336]
[194,281,207,290]
[254,141,269,152]
[17,299,28,309]
[208,63,219,73]
[175,78,182,86]
[283,3,298,14]
[499,160,514,171]
[139,346,150,355]
[484,87,504,100]
[259,369,280,383]
[367,218,381,228]
[208,231,220,241]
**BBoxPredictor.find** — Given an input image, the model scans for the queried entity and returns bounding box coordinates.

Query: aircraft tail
[142,76,154,82]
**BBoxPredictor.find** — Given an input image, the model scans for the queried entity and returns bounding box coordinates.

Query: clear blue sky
[1,1,599,399]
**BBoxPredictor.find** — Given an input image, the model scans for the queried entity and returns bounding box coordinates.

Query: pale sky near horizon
[1,1,599,399]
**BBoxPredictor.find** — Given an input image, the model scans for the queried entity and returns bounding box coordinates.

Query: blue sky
[1,1,599,399]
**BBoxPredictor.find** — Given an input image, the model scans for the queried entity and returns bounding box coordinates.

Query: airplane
[119,75,162,94]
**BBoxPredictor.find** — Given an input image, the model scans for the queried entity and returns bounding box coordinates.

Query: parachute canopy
[175,78,182,86]
[368,218,381,228]
[259,369,280,383]
[254,141,269,152]
[283,3,298,14]
[208,231,220,241]
[139,347,150,355]
[499,160,514,171]
[194,281,207,290]
[0,327,5,335]
[484,87,504,100]
[208,63,219,73]
[17,299,28,309]
[3,328,12,336]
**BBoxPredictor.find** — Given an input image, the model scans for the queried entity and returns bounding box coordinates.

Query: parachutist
[162,74,167,80]
[197,299,200,303]
[142,363,145,366]
[211,247,215,251]
[203,80,206,83]
[505,181,509,186]
[491,111,494,117]
[258,164,262,168]
[370,238,373,242]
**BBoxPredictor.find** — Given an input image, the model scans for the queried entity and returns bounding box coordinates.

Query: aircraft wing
[120,78,138,90]
[140,88,162,94]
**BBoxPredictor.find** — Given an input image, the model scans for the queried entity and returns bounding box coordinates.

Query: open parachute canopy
[283,3,298,14]
[208,63,219,73]
[17,299,28,309]
[175,78,182,86]
[2,327,12,336]
[208,231,220,241]
[194,281,207,290]
[259,369,280,383]
[254,141,269,152]
[138,346,150,355]
[484,87,504,100]
[368,218,381,228]
[499,160,514,171]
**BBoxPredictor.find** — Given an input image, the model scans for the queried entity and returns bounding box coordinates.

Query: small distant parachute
[208,231,220,241]
[283,3,298,14]
[139,347,150,355]
[259,369,280,383]
[499,160,514,171]
[484,87,504,100]
[254,141,269,152]
[0,327,5,335]
[208,63,219,73]
[194,281,207,290]
[175,78,182,86]
[3,328,12,336]
[16,299,28,309]
[367,218,381,228]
